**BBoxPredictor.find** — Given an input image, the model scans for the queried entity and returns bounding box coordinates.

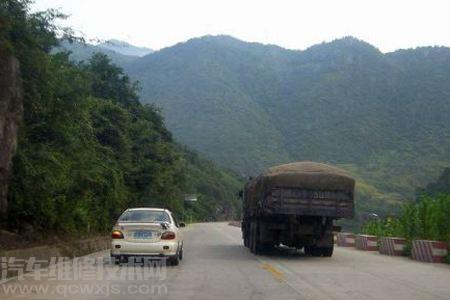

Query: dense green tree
[416,168,450,198]
[1,0,241,237]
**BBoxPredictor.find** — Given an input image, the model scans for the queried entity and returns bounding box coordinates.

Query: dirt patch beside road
[0,236,110,279]
[228,221,241,227]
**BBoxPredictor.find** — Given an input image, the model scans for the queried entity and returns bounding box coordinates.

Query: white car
[110,208,185,265]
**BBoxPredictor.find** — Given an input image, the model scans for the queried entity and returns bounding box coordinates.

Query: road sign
[184,194,197,202]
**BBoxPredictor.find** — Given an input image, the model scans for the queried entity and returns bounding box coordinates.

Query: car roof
[125,207,170,212]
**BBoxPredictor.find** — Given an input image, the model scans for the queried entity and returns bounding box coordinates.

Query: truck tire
[320,234,334,257]
[249,222,255,253]
[321,244,334,257]
[243,223,249,248]
[250,221,263,254]
[304,245,321,257]
[309,246,323,257]
[305,244,334,257]
[303,246,311,256]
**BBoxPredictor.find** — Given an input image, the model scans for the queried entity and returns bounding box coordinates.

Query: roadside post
[183,194,197,223]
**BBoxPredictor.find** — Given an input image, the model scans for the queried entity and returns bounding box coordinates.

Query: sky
[32,0,450,53]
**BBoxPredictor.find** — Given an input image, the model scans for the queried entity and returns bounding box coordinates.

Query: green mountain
[123,35,450,216]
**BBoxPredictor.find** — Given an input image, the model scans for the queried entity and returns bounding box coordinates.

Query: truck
[241,161,355,257]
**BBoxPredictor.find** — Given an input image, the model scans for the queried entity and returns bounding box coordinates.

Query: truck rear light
[161,231,176,240]
[111,230,124,239]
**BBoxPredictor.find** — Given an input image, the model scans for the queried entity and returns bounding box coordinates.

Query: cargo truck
[241,162,355,257]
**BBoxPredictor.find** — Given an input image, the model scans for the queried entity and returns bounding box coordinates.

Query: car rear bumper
[111,240,180,257]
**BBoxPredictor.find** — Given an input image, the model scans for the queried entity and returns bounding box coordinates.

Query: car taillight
[111,230,124,239]
[161,231,176,240]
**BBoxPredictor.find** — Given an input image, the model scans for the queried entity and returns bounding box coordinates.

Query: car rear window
[118,210,171,223]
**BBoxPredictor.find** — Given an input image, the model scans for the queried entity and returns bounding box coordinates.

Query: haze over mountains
[62,35,450,214]
[97,39,153,57]
[57,39,152,65]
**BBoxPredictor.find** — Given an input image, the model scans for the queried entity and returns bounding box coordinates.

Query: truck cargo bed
[264,187,354,218]
[242,162,355,256]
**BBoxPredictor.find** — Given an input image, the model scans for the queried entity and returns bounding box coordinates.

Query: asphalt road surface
[1,222,449,300]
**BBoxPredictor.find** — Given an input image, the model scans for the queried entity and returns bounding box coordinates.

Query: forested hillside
[116,35,450,216]
[0,1,241,237]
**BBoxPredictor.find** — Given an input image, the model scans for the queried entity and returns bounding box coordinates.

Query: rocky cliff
[0,54,22,214]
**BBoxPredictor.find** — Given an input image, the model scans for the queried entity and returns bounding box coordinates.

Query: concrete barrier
[411,240,448,263]
[355,234,378,251]
[379,237,406,256]
[336,232,355,247]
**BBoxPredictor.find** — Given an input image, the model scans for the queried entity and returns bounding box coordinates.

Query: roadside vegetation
[362,168,450,262]
[0,0,241,240]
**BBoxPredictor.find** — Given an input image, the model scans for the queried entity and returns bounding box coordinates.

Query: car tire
[169,255,179,266]
[111,255,120,265]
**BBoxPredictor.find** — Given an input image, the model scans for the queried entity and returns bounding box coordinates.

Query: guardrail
[355,234,378,251]
[412,240,448,263]
[336,232,355,247]
[379,237,406,256]
[336,233,448,263]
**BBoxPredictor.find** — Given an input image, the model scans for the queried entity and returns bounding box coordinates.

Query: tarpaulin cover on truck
[245,162,355,206]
